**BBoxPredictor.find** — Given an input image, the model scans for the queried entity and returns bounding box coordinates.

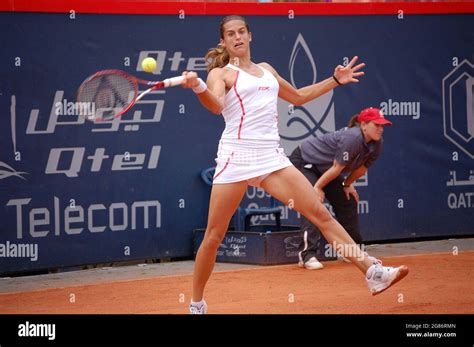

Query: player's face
[220,20,252,58]
[363,121,384,142]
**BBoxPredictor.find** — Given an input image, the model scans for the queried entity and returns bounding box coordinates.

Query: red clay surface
[1,252,473,314]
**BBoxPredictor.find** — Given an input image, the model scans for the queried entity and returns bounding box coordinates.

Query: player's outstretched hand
[333,56,365,85]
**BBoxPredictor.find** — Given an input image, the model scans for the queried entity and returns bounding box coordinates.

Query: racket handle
[163,76,186,87]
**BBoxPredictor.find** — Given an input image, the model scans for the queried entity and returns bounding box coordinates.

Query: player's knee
[203,227,226,251]
[308,201,333,226]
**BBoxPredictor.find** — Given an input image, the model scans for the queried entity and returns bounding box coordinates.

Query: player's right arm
[198,68,226,115]
[182,69,226,115]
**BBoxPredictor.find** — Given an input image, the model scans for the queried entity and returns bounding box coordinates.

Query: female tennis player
[182,15,408,314]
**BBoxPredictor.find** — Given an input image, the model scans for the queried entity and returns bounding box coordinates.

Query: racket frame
[77,69,185,121]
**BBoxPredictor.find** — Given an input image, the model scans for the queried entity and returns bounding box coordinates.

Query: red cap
[357,107,392,126]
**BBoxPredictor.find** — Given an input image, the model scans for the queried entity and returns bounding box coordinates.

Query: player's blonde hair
[205,15,250,72]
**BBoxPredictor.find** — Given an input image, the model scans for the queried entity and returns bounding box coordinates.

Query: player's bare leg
[261,166,408,294]
[261,166,372,272]
[192,181,248,303]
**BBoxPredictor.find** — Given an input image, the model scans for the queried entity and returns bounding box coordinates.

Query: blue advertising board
[0,10,472,273]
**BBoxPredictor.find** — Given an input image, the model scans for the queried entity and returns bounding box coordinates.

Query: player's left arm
[259,56,365,106]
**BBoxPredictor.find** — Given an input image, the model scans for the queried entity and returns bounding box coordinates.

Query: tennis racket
[76,69,185,122]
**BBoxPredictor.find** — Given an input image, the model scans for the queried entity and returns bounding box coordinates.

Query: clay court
[1,240,473,314]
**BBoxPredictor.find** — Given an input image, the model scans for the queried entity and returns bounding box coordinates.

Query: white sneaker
[298,256,324,270]
[366,264,409,296]
[189,299,208,314]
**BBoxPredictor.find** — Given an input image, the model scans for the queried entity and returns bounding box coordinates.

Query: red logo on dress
[259,86,270,91]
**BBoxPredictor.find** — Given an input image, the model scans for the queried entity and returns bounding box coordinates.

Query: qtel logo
[277,34,335,154]
[442,60,474,159]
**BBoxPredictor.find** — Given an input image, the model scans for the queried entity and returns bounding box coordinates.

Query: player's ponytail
[206,15,250,72]
[205,46,230,72]
[348,114,361,128]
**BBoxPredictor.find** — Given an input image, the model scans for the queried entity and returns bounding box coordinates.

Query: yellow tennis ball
[141,57,157,73]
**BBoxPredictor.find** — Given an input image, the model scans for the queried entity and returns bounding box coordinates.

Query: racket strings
[78,74,136,120]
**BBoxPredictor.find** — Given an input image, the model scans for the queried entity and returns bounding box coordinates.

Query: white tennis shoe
[366,264,409,296]
[189,299,208,314]
[298,256,324,270]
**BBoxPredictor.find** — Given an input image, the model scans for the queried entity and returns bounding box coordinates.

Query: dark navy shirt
[300,126,382,174]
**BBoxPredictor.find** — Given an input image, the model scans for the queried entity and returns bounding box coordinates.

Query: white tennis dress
[213,63,292,186]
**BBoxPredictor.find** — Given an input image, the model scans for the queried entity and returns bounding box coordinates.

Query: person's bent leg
[299,216,324,269]
[324,177,363,245]
[288,147,322,267]
[261,166,408,295]
[324,178,383,265]
[261,166,375,274]
[193,181,248,303]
